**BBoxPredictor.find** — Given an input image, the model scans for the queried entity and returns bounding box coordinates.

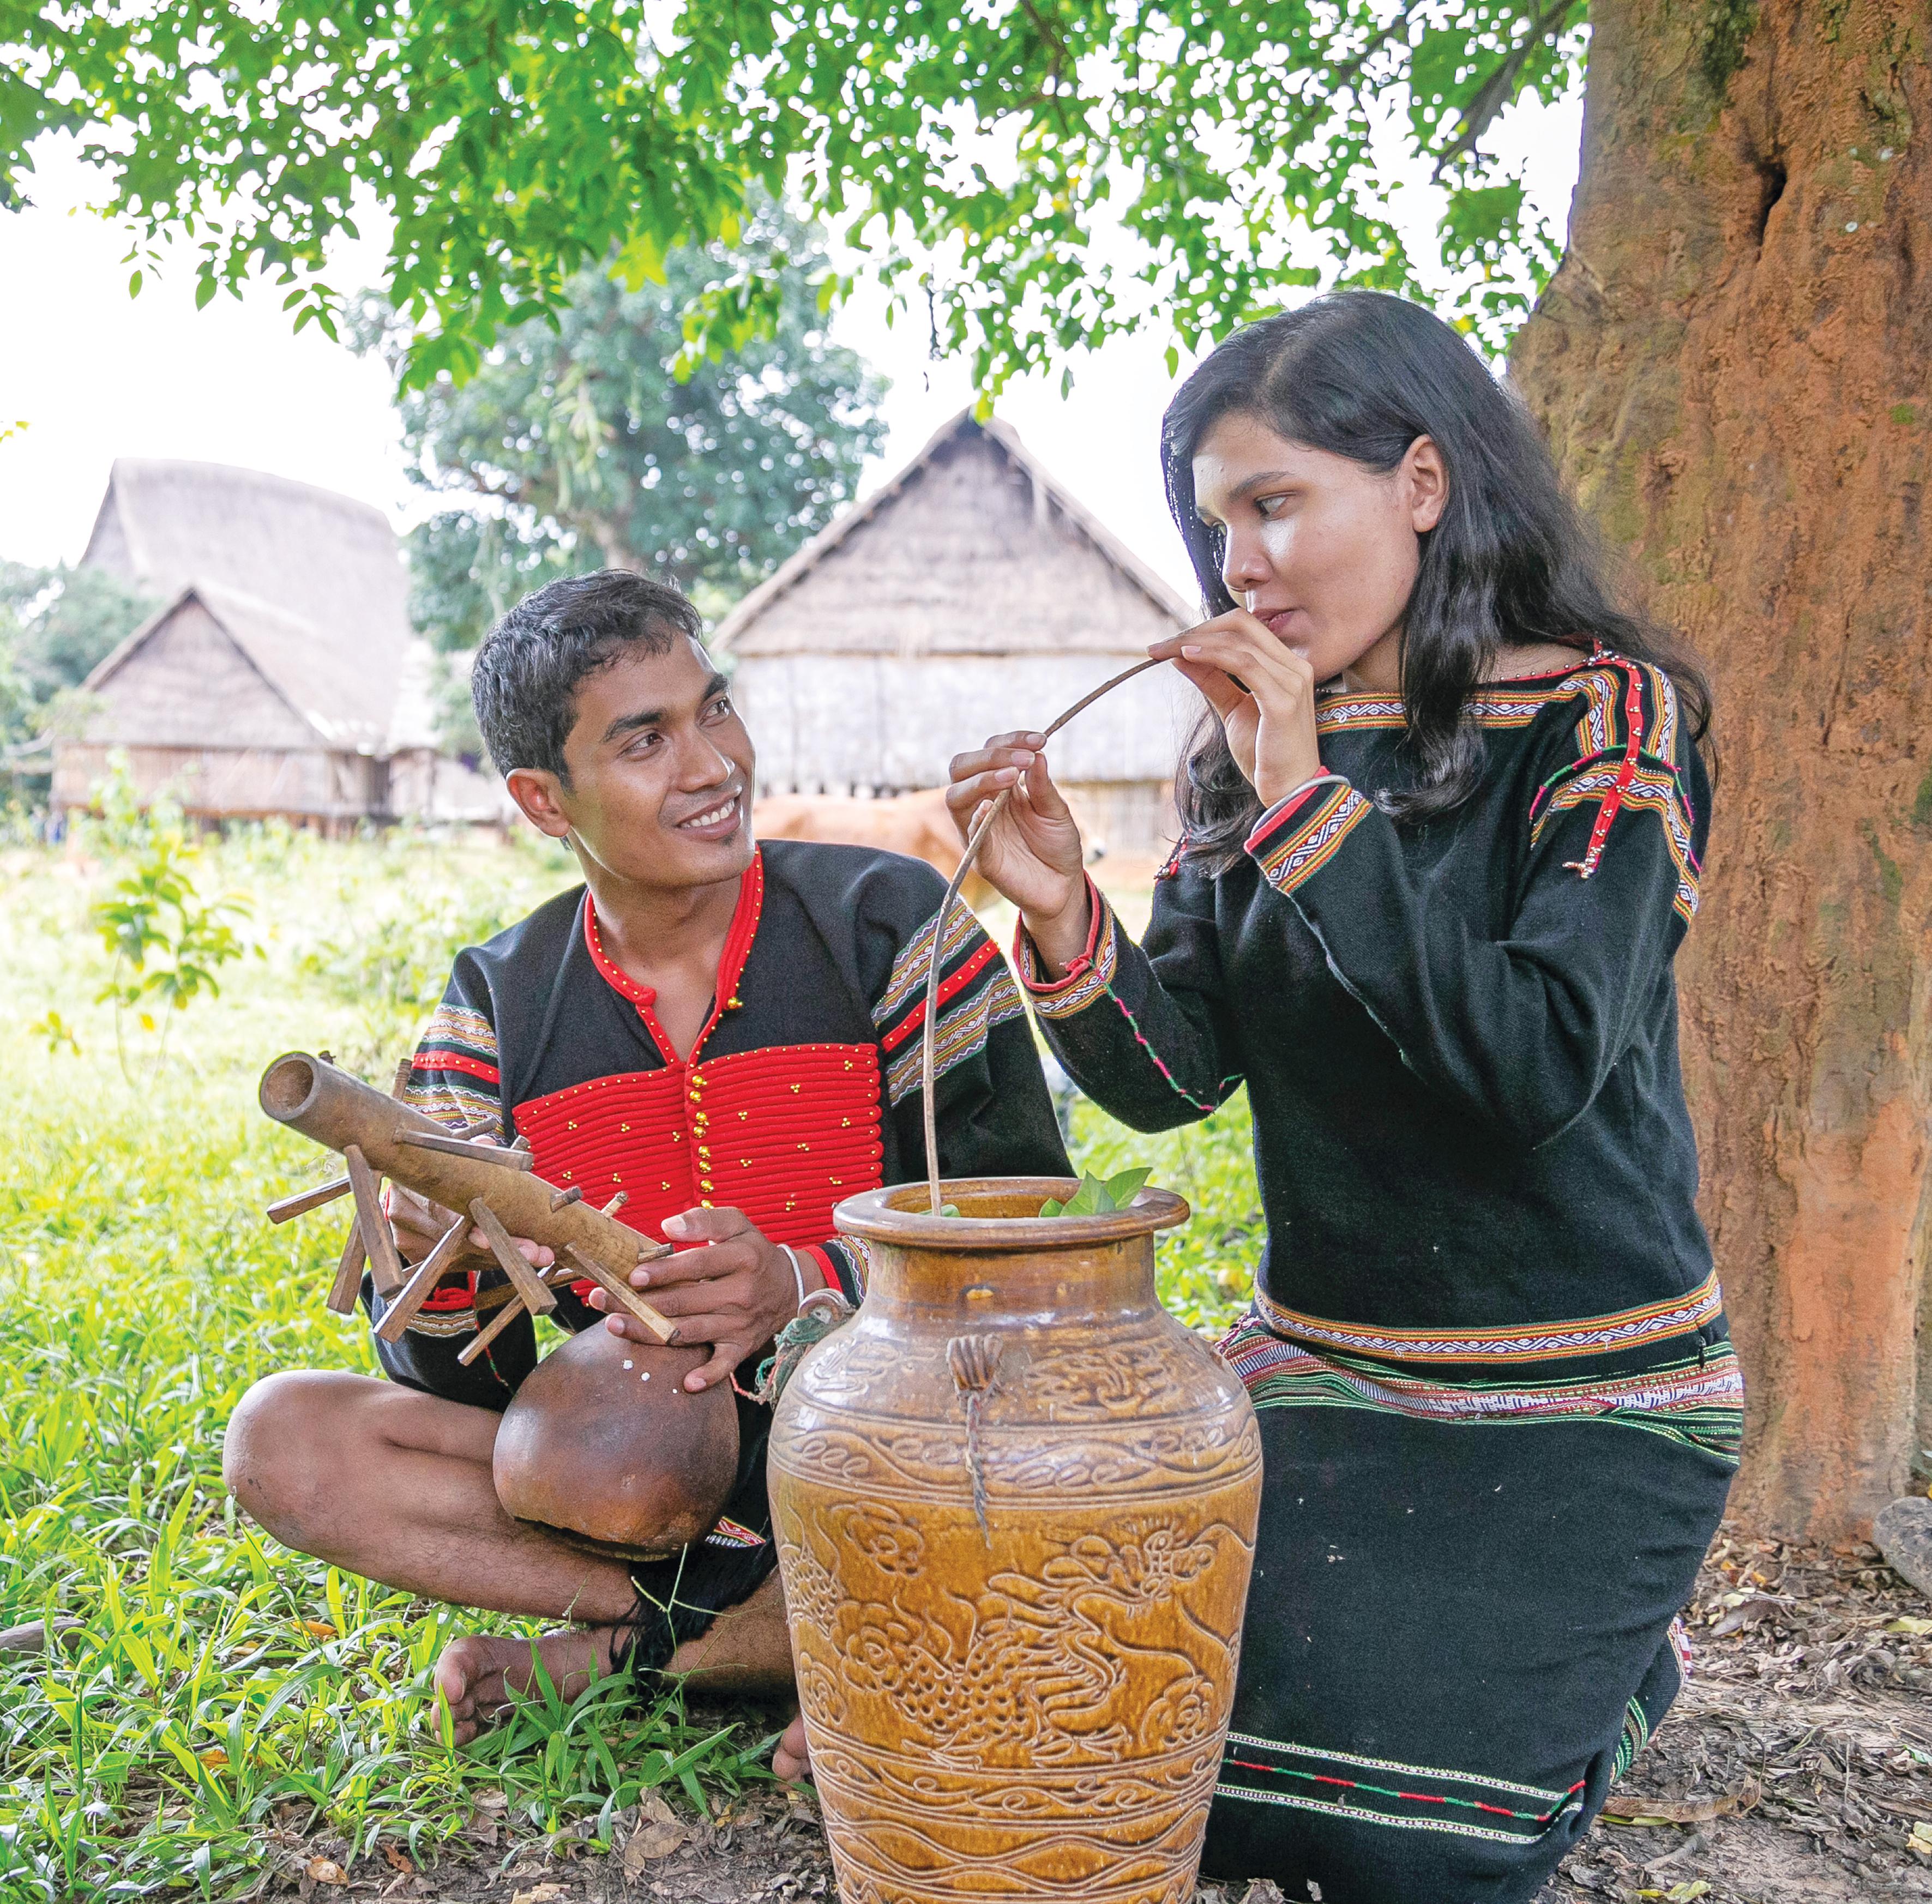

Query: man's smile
[672,790,744,835]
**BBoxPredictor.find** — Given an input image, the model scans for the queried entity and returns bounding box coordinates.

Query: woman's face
[1190,412,1446,689]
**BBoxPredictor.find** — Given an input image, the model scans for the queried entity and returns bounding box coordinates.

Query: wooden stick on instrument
[472,1255,592,1310]
[343,1144,405,1297]
[549,1185,583,1210]
[326,1215,369,1315]
[456,1229,633,1364]
[269,1177,353,1225]
[564,1244,677,1343]
[318,1062,422,1305]
[468,1200,558,1316]
[373,1213,470,1343]
[278,1070,426,1228]
[398,1130,537,1169]
[457,1290,532,1366]
[601,1191,630,1218]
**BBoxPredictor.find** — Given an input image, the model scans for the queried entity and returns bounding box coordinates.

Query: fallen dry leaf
[1602,1779,1758,1828]
[303,1857,350,1885]
[0,1617,83,1657]
[1708,1594,1786,1638]
[1887,1616,1932,1637]
[622,1791,688,1875]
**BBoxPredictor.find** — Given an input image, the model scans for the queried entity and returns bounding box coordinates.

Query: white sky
[0,89,1583,602]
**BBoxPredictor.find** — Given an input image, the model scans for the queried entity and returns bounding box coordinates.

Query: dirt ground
[272,1527,1932,1904]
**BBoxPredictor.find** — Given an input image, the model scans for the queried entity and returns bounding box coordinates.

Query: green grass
[0,828,1259,1898]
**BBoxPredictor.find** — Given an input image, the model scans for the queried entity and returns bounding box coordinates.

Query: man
[224,569,1069,1740]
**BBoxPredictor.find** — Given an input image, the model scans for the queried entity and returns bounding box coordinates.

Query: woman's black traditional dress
[1015,652,1739,1904]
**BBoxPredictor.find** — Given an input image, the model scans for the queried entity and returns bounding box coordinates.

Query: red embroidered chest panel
[511,1042,885,1248]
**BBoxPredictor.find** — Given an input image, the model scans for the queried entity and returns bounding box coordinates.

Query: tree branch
[1431,0,1580,179]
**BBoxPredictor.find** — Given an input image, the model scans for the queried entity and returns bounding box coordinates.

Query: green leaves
[0,832,762,1898]
[1039,1166,1152,1219]
[5,0,1590,389]
[362,198,887,645]
[82,758,251,1077]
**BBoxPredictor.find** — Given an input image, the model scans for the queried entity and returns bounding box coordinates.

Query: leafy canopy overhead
[7,0,1586,387]
[360,202,888,653]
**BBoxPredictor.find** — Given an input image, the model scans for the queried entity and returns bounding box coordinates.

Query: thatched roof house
[55,460,507,828]
[715,411,1199,857]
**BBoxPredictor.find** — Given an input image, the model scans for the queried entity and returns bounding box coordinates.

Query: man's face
[518,636,756,891]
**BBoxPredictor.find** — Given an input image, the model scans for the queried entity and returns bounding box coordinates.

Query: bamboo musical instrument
[257,1051,674,1348]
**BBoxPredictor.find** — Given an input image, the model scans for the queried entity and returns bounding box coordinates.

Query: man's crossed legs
[222,1368,797,1744]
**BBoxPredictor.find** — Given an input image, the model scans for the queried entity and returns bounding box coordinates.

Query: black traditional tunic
[1015,651,1740,1904]
[370,839,1069,1659]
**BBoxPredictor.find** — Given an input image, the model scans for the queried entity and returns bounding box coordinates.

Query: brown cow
[753,787,997,908]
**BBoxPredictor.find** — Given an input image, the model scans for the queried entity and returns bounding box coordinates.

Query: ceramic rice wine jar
[768,1178,1262,1904]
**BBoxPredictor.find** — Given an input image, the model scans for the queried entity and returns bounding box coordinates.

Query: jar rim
[834,1176,1191,1248]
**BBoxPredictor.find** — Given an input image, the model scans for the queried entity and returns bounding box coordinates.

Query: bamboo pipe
[258,1051,673,1335]
[919,656,1163,1212]
[283,1112,508,1226]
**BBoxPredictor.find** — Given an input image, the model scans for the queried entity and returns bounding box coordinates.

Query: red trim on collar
[585,900,655,1006]
[582,849,766,1066]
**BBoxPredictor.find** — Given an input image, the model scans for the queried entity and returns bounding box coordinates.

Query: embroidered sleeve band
[405,1002,503,1133]
[1248,779,1371,895]
[875,899,1027,1108]
[1012,879,1118,1021]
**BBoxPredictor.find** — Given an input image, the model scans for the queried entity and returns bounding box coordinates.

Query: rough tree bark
[1513,0,1930,1541]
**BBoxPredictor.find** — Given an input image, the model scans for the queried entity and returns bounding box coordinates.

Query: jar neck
[858,1233,1161,1325]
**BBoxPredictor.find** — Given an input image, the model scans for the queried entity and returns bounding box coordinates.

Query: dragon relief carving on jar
[768,1179,1263,1904]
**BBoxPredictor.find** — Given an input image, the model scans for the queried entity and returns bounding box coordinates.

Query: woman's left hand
[1150,610,1323,808]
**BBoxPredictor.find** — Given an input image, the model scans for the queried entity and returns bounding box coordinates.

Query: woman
[945,293,1740,1903]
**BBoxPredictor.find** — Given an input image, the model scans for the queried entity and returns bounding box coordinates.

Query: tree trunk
[1513,0,1930,1543]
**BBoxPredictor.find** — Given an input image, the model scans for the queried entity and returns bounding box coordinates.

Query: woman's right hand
[945,734,1092,973]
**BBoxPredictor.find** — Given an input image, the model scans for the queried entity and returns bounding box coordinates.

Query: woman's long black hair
[1161,292,1713,872]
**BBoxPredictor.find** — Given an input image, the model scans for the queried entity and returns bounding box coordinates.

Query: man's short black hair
[471,569,705,780]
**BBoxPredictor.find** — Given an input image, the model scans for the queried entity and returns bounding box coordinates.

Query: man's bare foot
[663,1569,795,1691]
[774,1712,811,1782]
[433,1625,618,1745]
[435,1571,797,1746]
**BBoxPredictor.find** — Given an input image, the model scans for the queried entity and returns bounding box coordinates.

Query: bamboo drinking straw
[919,656,1163,1212]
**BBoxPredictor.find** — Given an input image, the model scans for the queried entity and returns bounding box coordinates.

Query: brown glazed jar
[768,1178,1263,1904]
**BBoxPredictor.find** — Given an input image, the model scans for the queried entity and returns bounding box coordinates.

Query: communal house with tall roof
[54,459,507,830]
[713,411,1198,861]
